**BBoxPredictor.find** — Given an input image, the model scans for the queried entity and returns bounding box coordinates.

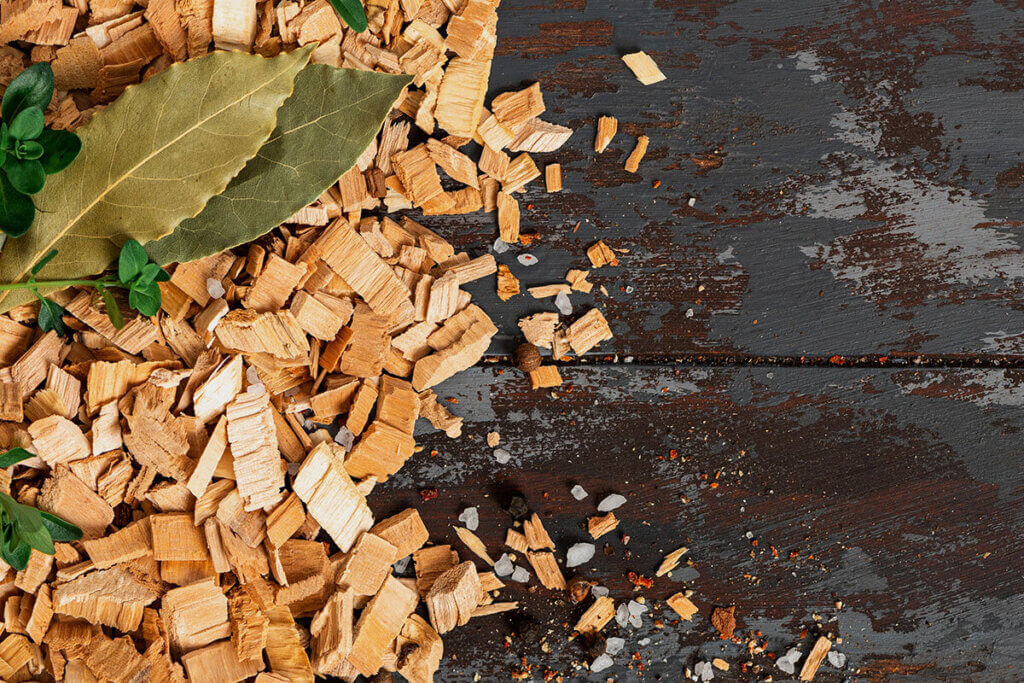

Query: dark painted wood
[423,0,1024,358]
[374,366,1024,680]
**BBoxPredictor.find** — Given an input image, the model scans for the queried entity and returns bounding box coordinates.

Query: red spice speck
[627,571,653,589]
[419,488,438,501]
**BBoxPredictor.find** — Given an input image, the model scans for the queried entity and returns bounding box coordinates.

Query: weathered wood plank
[371,365,1024,680]
[429,0,1024,357]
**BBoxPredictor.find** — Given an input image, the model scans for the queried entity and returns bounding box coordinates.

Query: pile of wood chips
[0,0,628,680]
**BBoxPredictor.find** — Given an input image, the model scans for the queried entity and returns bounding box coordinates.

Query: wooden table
[376,1,1024,679]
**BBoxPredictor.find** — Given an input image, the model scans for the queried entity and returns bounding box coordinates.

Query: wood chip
[799,636,832,681]
[574,595,615,633]
[595,115,618,153]
[588,512,618,539]
[622,51,667,85]
[656,545,689,576]
[425,561,479,634]
[527,550,566,590]
[625,134,650,173]
[453,526,493,565]
[293,442,373,553]
[529,365,562,389]
[545,163,562,192]
[348,575,419,677]
[567,308,614,355]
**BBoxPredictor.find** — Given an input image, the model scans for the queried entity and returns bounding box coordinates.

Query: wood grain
[375,365,1023,680]
[426,0,1024,358]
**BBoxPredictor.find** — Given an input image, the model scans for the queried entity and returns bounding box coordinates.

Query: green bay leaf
[0,48,313,313]
[146,65,411,266]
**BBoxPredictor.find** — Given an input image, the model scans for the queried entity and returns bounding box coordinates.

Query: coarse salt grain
[591,585,609,597]
[206,277,225,299]
[494,554,514,577]
[493,447,511,464]
[393,556,411,574]
[510,566,531,583]
[570,484,588,500]
[605,637,625,655]
[590,654,614,673]
[554,290,572,315]
[458,506,479,531]
[333,426,355,451]
[492,238,510,254]
[517,253,538,266]
[566,542,595,568]
[597,493,626,512]
[827,651,846,669]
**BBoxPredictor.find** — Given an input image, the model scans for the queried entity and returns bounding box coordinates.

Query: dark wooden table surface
[378,1,1024,680]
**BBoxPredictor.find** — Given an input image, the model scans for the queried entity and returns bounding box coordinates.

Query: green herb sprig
[328,0,368,32]
[0,63,82,238]
[0,448,83,570]
[0,240,169,335]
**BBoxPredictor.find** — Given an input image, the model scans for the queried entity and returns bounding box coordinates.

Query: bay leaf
[146,65,412,266]
[0,48,313,313]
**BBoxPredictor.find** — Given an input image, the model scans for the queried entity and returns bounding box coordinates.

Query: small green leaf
[0,448,33,468]
[328,0,368,31]
[136,262,161,287]
[17,141,44,161]
[129,281,161,317]
[0,122,9,151]
[0,174,33,238]
[17,520,54,555]
[5,157,45,195]
[36,296,67,336]
[36,129,81,175]
[118,239,148,284]
[1,63,54,122]
[1,539,30,571]
[39,512,82,543]
[100,287,123,329]
[31,248,58,276]
[9,107,45,141]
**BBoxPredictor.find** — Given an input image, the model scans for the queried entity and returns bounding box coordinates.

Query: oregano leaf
[39,512,82,543]
[100,287,123,329]
[0,448,33,468]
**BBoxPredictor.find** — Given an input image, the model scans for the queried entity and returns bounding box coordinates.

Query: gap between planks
[478,353,1024,369]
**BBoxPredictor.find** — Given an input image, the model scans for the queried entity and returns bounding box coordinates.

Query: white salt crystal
[333,426,354,451]
[245,382,266,396]
[591,585,609,597]
[554,291,572,315]
[597,493,626,512]
[615,604,629,627]
[638,638,650,646]
[393,556,410,574]
[827,651,846,669]
[493,447,511,464]
[206,277,225,299]
[605,637,625,656]
[688,196,696,207]
[517,253,538,266]
[777,648,802,675]
[695,661,715,681]
[510,566,531,583]
[570,484,588,500]
[627,600,648,617]
[492,238,510,254]
[246,365,260,384]
[458,506,479,531]
[590,654,614,673]
[494,554,514,577]
[565,542,595,568]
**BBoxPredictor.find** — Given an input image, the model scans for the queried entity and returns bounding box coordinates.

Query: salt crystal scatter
[627,599,647,628]
[615,603,628,627]
[206,277,225,299]
[333,426,355,451]
[590,654,614,673]
[393,556,410,574]
[510,566,531,583]
[570,484,588,500]
[591,585,609,597]
[458,506,479,531]
[597,493,626,512]
[518,253,538,266]
[554,291,572,315]
[493,447,511,464]
[245,382,266,396]
[492,238,510,254]
[827,651,846,669]
[566,542,595,568]
[605,637,625,655]
[494,554,514,577]
[638,638,650,646]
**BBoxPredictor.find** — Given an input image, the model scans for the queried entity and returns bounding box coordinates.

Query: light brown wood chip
[625,134,650,173]
[800,636,832,681]
[622,51,667,84]
[574,596,615,633]
[293,442,373,554]
[667,592,699,620]
[425,561,479,634]
[545,163,562,192]
[656,545,689,576]
[588,512,618,539]
[595,115,618,153]
[587,240,619,268]
[348,575,419,676]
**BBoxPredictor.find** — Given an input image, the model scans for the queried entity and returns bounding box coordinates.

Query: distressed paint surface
[435,0,1024,357]
[379,366,1024,680]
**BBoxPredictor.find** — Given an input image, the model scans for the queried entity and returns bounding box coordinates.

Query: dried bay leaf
[0,48,313,313]
[146,66,411,265]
